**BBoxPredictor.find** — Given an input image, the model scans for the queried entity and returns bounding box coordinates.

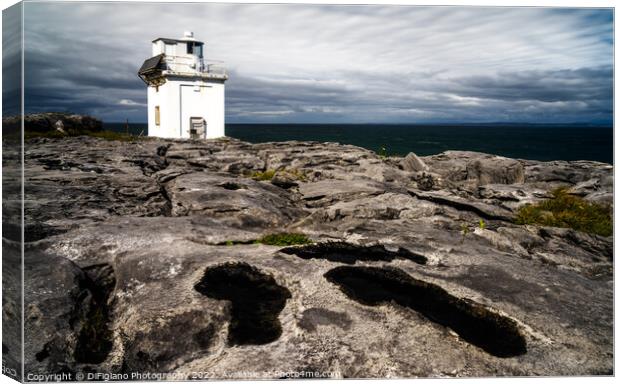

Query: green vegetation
[378,145,388,158]
[218,233,313,247]
[478,219,486,230]
[249,168,307,182]
[250,169,277,181]
[460,223,470,244]
[255,233,313,246]
[24,129,148,142]
[515,187,612,237]
[24,130,66,140]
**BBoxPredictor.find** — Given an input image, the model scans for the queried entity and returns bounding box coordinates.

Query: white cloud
[118,99,145,107]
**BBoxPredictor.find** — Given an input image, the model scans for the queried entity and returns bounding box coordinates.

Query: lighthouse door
[189,117,206,139]
[180,84,210,139]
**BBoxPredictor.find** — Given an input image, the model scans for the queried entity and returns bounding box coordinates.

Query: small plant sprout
[460,223,469,244]
[378,145,387,158]
[479,219,486,230]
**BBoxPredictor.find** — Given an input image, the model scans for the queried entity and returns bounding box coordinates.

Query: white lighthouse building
[138,32,227,139]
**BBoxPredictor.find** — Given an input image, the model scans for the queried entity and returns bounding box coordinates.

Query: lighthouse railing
[205,64,227,76]
[161,55,227,76]
[162,55,196,72]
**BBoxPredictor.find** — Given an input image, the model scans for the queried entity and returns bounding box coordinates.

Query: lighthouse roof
[138,53,165,85]
[152,37,204,44]
[139,53,163,71]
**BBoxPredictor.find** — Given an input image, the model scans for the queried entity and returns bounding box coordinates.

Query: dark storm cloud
[24,45,146,118]
[224,66,613,123]
[452,67,613,103]
[19,2,613,123]
[2,3,23,116]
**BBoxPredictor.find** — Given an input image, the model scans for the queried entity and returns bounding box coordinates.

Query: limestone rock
[24,252,115,375]
[7,113,103,133]
[401,152,428,172]
[423,151,525,187]
[271,170,301,189]
[16,136,613,378]
[465,157,524,185]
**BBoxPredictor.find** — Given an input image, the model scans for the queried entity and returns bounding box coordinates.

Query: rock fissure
[408,190,514,222]
[157,185,173,216]
[74,263,116,364]
[281,242,427,265]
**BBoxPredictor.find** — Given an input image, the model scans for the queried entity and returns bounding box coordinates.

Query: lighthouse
[138,32,227,139]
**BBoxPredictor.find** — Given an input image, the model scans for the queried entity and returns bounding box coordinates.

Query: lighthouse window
[155,106,160,126]
[187,42,203,58]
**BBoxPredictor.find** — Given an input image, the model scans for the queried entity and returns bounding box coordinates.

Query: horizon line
[104,121,613,127]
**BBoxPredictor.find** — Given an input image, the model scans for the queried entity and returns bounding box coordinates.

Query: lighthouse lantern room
[138,31,227,139]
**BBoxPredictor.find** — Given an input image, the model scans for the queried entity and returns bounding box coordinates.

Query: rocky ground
[2,135,614,379]
[3,112,103,134]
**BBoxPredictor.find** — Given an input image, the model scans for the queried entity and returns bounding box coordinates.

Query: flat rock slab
[299,179,388,204]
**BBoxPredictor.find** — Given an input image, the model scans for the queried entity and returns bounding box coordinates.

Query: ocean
[103,123,614,164]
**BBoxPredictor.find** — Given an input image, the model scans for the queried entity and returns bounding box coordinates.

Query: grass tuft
[250,168,307,182]
[515,187,612,237]
[25,129,148,142]
[218,233,312,247]
[255,233,313,246]
[251,169,277,181]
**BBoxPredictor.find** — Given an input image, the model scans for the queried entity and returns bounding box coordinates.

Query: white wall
[147,78,226,139]
[152,41,185,57]
[152,41,163,56]
[152,41,199,73]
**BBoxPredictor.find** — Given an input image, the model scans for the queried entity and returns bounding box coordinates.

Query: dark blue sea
[104,123,614,164]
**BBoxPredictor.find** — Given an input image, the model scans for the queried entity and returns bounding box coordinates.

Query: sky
[12,2,615,124]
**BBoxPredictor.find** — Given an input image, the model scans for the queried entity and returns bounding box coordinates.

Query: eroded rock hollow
[324,265,527,358]
[194,262,292,345]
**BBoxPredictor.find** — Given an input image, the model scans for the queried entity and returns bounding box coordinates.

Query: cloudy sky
[17,2,614,124]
